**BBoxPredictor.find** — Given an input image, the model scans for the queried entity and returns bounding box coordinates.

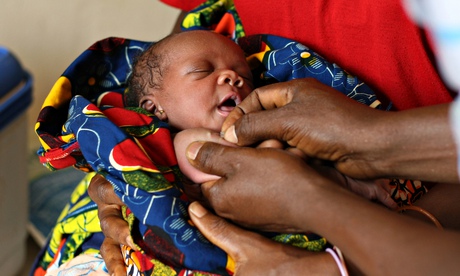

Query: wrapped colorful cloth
[33,1,421,275]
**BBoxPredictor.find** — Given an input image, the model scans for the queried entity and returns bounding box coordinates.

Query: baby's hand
[343,177,397,210]
[174,128,235,184]
[314,165,397,210]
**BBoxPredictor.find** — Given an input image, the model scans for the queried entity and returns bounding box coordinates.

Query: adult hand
[88,174,133,276]
[188,201,340,275]
[186,141,460,275]
[220,78,456,182]
[186,140,343,232]
[220,78,384,178]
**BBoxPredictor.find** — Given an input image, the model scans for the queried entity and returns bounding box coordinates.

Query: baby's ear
[154,104,168,121]
[140,95,156,112]
[140,95,168,120]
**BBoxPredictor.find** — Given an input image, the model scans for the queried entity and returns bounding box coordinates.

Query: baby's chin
[205,120,225,133]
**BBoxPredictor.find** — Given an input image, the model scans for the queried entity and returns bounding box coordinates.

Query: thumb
[186,141,252,177]
[221,82,295,146]
[188,201,250,259]
[222,109,288,147]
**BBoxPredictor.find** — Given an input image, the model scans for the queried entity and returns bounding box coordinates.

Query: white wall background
[0,0,179,152]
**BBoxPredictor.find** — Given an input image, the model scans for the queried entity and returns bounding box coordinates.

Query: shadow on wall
[0,0,180,152]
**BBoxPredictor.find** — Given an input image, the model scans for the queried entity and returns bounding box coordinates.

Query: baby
[125,30,254,183]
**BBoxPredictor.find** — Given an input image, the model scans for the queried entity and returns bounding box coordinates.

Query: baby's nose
[218,71,244,88]
[231,77,244,88]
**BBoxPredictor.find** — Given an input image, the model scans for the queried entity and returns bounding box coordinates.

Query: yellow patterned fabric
[34,173,103,275]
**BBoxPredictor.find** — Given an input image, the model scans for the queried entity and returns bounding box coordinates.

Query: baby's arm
[174,128,285,183]
[174,128,235,184]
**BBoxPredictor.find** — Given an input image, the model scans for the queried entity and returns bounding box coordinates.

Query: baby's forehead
[159,31,247,71]
[167,31,236,51]
[179,30,227,40]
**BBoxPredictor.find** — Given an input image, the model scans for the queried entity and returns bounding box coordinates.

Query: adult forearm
[365,103,457,183]
[298,182,460,275]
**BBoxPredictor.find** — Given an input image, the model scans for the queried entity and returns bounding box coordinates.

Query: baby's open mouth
[219,98,236,111]
[217,95,240,116]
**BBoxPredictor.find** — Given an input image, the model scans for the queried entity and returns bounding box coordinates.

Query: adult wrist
[334,108,389,179]
[369,104,457,182]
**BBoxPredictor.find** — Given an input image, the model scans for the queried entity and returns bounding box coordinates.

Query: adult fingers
[221,81,296,144]
[188,202,338,275]
[100,237,126,276]
[188,202,253,261]
[88,174,136,249]
[98,203,136,249]
[222,81,295,131]
[88,174,123,206]
[186,141,248,178]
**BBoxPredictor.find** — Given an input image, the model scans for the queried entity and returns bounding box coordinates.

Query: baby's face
[156,31,253,132]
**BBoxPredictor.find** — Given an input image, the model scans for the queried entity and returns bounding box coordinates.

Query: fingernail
[186,142,204,160]
[223,125,238,143]
[189,201,208,218]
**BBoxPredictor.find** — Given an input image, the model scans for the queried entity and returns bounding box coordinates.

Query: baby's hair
[124,33,177,107]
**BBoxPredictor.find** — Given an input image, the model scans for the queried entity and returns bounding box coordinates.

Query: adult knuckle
[239,112,254,130]
[88,175,103,202]
[98,185,111,203]
[100,240,110,256]
[197,143,218,167]
[207,216,231,238]
[207,185,224,208]
[99,217,112,235]
[87,182,97,200]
